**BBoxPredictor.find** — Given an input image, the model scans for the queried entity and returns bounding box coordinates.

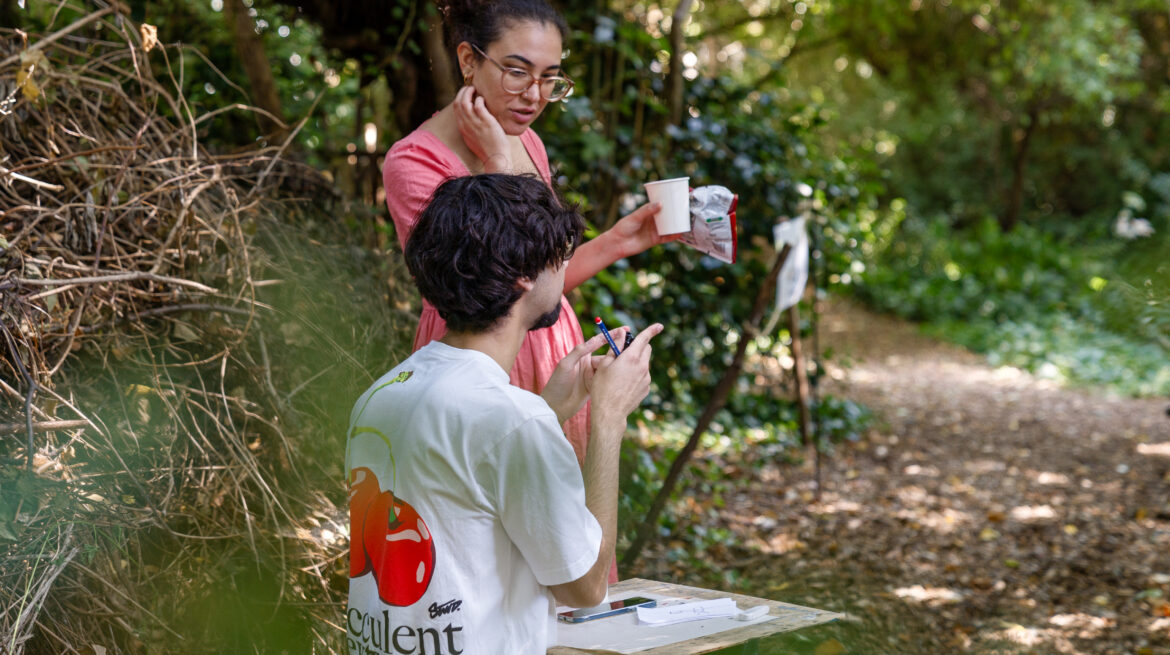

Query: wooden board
[549,578,842,655]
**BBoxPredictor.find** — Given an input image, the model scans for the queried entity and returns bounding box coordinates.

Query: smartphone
[557,596,657,623]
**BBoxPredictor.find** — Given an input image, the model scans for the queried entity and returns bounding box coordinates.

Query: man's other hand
[541,331,611,424]
[589,323,663,433]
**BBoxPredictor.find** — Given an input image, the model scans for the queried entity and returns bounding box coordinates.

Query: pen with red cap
[594,317,621,356]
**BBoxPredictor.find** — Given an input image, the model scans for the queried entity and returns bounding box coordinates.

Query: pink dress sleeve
[383,132,469,250]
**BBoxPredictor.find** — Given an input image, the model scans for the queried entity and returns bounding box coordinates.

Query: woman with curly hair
[383,1,672,477]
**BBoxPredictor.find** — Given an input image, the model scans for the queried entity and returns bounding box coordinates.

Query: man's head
[405,174,584,334]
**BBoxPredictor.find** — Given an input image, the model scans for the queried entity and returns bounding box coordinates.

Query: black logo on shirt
[428,598,462,619]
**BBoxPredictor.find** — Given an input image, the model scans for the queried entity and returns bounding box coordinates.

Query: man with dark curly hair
[345,174,662,654]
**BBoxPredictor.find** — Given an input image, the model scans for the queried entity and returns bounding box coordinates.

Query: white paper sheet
[555,593,830,654]
[636,598,736,625]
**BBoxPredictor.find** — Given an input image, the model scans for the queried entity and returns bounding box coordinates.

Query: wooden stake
[788,303,812,447]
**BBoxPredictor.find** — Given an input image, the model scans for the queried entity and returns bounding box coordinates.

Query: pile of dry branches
[1,6,407,654]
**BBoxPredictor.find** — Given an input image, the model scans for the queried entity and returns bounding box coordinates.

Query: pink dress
[383,128,591,465]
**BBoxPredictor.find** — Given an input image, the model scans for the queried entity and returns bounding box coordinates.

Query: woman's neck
[421,104,536,177]
[421,106,478,171]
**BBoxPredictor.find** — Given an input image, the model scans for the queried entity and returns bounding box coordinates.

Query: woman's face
[463,20,564,136]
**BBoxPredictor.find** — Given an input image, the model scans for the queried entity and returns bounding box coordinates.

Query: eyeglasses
[472,44,575,102]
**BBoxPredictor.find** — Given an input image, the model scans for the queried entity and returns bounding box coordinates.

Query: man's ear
[516,277,536,292]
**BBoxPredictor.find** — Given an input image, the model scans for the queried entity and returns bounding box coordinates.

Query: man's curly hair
[405,174,584,333]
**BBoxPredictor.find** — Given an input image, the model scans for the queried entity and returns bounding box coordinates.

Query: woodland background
[1,0,1168,653]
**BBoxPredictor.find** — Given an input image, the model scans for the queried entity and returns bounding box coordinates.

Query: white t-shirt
[345,342,602,655]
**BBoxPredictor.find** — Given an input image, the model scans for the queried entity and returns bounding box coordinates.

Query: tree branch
[702,9,791,39]
[622,244,793,569]
[6,272,217,294]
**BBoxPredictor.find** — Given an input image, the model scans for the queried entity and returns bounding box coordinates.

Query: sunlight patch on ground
[893,585,963,605]
[902,464,941,477]
[1048,613,1113,639]
[896,485,932,505]
[894,507,970,533]
[291,497,349,554]
[811,499,864,514]
[978,365,1064,391]
[990,623,1044,647]
[1010,504,1056,522]
[985,614,1116,651]
[1030,470,1071,485]
[1136,442,1170,458]
[847,358,1066,393]
[762,532,807,554]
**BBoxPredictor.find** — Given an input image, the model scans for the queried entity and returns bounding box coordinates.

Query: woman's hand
[607,202,682,259]
[563,202,682,292]
[453,86,511,172]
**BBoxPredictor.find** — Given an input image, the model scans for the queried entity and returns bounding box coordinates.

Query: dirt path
[634,298,1170,654]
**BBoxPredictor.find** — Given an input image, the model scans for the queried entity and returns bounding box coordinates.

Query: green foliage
[814,396,874,445]
[858,216,1102,324]
[541,14,896,435]
[856,213,1170,396]
[939,313,1170,396]
[774,0,1162,229]
[770,0,1170,397]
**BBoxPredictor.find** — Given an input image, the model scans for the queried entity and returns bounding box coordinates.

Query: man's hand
[589,323,664,434]
[541,332,611,424]
[549,322,663,609]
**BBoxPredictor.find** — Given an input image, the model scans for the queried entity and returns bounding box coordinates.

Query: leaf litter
[631,298,1169,654]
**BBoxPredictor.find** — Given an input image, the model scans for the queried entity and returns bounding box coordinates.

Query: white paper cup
[644,177,691,235]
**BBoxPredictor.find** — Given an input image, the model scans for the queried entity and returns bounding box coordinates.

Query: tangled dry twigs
[1,6,410,654]
[1,12,260,400]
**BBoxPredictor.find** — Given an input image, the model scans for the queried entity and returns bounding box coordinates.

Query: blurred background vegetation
[2,0,1168,652]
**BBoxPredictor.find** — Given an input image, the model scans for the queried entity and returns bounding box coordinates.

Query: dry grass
[1,6,413,653]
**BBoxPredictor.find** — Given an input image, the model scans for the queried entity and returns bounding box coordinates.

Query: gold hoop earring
[463,71,473,86]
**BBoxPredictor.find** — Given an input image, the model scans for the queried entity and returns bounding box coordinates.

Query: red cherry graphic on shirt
[348,467,381,578]
[363,489,436,606]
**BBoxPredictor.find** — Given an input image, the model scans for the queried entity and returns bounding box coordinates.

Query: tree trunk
[223,0,285,137]
[387,59,420,134]
[665,0,695,126]
[1001,107,1038,232]
[421,3,456,106]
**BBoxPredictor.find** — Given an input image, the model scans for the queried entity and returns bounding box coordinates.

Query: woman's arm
[523,130,668,291]
[564,202,680,292]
